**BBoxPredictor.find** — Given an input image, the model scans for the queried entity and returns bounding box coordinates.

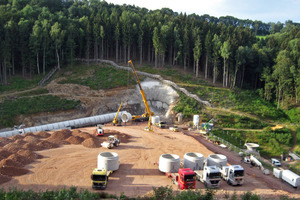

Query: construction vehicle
[194,166,221,188]
[201,119,214,131]
[128,60,154,131]
[101,135,120,149]
[220,165,244,186]
[169,125,179,132]
[155,162,196,190]
[112,102,123,126]
[91,168,112,189]
[95,124,104,136]
[249,155,270,174]
[155,121,167,129]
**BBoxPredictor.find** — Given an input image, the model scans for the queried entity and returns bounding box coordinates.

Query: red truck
[165,168,196,190]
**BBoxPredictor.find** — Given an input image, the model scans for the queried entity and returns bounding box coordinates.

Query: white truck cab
[194,166,221,188]
[220,165,244,186]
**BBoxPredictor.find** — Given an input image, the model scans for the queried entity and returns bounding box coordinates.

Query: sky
[105,0,300,23]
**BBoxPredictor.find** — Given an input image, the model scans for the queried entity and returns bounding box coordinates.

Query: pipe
[0,111,130,137]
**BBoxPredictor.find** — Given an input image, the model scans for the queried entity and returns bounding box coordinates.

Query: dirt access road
[1,123,299,198]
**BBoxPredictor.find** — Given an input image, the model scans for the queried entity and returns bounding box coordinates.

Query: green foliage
[212,129,246,148]
[16,88,49,97]
[240,191,260,200]
[216,114,268,129]
[173,95,203,118]
[0,95,80,128]
[284,107,300,123]
[59,64,136,90]
[0,76,42,93]
[230,90,287,120]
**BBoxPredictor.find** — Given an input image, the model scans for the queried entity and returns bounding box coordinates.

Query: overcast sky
[105,0,300,23]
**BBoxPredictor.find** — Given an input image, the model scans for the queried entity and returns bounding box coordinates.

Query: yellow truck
[91,168,112,189]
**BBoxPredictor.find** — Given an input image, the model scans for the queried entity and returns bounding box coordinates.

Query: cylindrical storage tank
[121,111,132,123]
[97,152,119,171]
[207,154,227,168]
[183,152,204,170]
[151,116,160,124]
[193,115,199,126]
[159,154,180,173]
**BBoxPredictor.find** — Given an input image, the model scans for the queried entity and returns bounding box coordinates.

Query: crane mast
[128,60,154,129]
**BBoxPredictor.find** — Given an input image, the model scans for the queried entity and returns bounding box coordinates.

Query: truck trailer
[281,169,300,188]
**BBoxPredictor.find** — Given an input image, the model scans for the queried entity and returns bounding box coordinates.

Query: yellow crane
[112,102,123,126]
[128,60,154,131]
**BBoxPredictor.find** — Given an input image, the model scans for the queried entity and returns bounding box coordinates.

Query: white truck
[194,166,221,188]
[281,170,300,188]
[220,165,244,186]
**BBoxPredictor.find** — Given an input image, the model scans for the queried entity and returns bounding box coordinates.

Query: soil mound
[82,138,100,148]
[0,137,13,147]
[34,131,51,138]
[14,139,27,146]
[0,149,13,160]
[23,132,37,137]
[0,158,23,168]
[36,140,59,150]
[66,136,84,144]
[0,174,11,184]
[22,143,43,151]
[17,149,41,161]
[71,129,82,135]
[24,136,41,144]
[73,131,94,140]
[11,134,24,140]
[46,130,72,145]
[0,166,29,176]
[7,154,28,166]
[3,142,23,153]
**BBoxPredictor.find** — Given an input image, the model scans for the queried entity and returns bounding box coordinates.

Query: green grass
[1,186,292,200]
[15,88,49,97]
[211,128,292,157]
[58,64,136,89]
[215,114,269,129]
[230,90,287,120]
[0,76,43,93]
[0,95,80,128]
[284,107,300,123]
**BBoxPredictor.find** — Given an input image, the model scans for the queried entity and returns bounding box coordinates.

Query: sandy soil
[1,123,300,198]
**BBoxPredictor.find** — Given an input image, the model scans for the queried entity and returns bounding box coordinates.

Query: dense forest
[0,0,299,109]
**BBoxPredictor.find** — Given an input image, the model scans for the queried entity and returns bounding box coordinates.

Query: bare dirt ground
[0,123,300,199]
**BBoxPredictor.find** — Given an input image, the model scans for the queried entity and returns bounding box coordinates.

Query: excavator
[112,102,123,126]
[128,60,154,131]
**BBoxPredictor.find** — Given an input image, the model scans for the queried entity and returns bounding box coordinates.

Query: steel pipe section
[0,111,129,138]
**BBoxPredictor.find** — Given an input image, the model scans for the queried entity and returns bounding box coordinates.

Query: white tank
[193,115,200,126]
[97,152,119,171]
[151,116,160,124]
[207,154,227,168]
[121,111,132,123]
[159,154,180,173]
[183,152,204,170]
[245,143,260,152]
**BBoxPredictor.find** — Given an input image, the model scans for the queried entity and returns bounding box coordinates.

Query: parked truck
[91,168,112,189]
[194,166,221,188]
[165,168,196,190]
[220,165,244,186]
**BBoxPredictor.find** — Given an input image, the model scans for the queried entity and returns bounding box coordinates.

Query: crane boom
[128,60,154,120]
[112,102,123,126]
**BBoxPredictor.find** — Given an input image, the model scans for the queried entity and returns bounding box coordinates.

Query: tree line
[0,0,299,109]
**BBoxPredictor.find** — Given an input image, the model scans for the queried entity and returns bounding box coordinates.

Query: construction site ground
[0,122,299,199]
